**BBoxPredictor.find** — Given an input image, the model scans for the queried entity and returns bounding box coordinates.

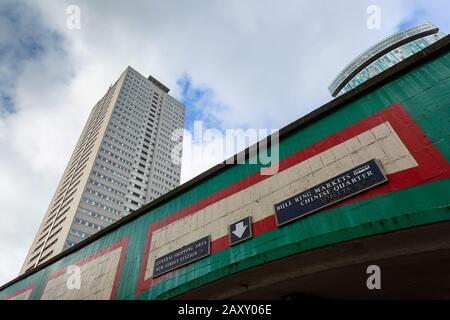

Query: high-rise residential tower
[20,66,185,274]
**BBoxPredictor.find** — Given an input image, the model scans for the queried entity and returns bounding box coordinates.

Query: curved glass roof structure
[329,23,445,97]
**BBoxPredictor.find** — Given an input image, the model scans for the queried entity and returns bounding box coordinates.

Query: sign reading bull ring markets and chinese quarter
[152,236,210,278]
[274,159,388,226]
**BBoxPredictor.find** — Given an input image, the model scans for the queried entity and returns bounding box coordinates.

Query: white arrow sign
[232,221,248,239]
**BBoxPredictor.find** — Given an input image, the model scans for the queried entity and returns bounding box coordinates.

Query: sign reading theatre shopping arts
[153,236,210,278]
[275,159,388,226]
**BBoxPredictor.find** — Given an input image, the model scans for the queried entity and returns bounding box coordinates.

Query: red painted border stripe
[1,283,36,300]
[136,102,450,296]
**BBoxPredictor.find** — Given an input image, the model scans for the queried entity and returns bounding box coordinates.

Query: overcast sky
[0,0,448,287]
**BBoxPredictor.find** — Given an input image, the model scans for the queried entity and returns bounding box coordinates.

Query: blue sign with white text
[274,159,387,226]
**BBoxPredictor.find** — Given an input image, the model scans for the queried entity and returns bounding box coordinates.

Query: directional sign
[274,159,388,226]
[229,217,252,246]
[152,236,210,278]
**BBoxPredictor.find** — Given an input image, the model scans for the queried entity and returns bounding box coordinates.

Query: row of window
[92,170,128,188]
[102,141,134,160]
[154,168,179,183]
[111,108,141,131]
[88,178,125,197]
[152,174,177,189]
[160,153,180,167]
[107,127,138,147]
[162,104,184,123]
[122,86,151,105]
[85,187,123,206]
[155,156,180,174]
[159,125,180,141]
[78,207,116,223]
[157,138,177,153]
[110,117,141,139]
[122,79,154,103]
[104,133,136,153]
[110,120,140,139]
[115,103,147,125]
[152,180,171,193]
[129,182,147,192]
[96,163,129,180]
[69,228,90,239]
[151,188,164,197]
[133,166,150,178]
[74,217,103,231]
[100,147,133,167]
[65,240,76,248]
[81,196,120,215]
[97,155,131,175]
[118,95,152,118]
[155,147,175,164]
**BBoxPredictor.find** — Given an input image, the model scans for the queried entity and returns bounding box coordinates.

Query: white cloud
[0,0,447,286]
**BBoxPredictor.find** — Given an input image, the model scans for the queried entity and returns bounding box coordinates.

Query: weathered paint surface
[1,50,449,300]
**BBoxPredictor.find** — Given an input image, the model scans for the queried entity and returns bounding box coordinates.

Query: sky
[0,0,449,287]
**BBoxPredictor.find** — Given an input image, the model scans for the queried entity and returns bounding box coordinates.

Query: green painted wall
[1,49,449,300]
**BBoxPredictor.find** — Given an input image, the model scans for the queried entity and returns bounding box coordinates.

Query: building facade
[2,33,449,300]
[329,23,446,97]
[19,67,185,274]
